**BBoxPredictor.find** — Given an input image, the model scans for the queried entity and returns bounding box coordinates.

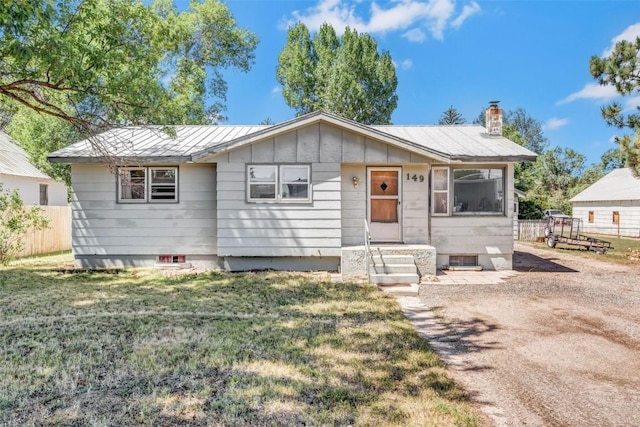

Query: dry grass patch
[1,254,481,426]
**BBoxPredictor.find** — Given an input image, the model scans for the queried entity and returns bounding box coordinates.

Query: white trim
[117,166,178,203]
[431,167,449,216]
[367,167,402,242]
[247,164,311,203]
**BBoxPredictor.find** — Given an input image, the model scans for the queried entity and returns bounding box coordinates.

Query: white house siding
[214,122,432,269]
[71,163,217,268]
[341,163,430,245]
[573,201,640,237]
[1,174,67,206]
[215,123,342,270]
[431,164,516,270]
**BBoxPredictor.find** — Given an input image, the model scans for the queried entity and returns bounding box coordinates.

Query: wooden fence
[16,205,72,258]
[517,220,547,241]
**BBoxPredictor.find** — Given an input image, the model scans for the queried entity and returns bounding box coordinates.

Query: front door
[367,167,401,242]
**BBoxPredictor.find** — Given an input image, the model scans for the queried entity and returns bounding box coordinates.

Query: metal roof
[370,125,537,161]
[0,131,52,179]
[48,111,537,164]
[570,168,640,202]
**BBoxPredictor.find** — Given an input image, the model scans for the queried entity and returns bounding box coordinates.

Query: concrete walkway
[377,269,519,297]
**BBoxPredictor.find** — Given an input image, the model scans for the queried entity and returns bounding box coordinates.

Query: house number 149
[406,173,424,182]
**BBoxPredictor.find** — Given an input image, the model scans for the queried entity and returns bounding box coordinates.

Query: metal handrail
[363,219,371,281]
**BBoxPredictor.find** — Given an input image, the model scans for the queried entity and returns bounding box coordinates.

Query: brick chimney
[486,101,503,135]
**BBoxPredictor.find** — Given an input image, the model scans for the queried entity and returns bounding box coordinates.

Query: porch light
[352,176,360,188]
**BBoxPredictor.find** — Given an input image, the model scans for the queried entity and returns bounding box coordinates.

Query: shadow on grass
[0,267,480,426]
[513,250,578,273]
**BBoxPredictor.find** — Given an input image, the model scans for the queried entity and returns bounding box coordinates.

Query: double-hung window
[247,164,311,203]
[118,166,178,203]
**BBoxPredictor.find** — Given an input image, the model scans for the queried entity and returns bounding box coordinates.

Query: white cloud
[603,22,640,55]
[281,0,479,41]
[271,86,281,95]
[557,83,619,105]
[543,117,569,131]
[399,59,413,70]
[451,1,480,29]
[403,28,426,42]
[623,95,640,112]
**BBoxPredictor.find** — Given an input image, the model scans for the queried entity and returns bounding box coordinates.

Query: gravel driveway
[407,241,640,426]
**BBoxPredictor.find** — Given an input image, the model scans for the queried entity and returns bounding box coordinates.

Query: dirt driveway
[407,242,640,426]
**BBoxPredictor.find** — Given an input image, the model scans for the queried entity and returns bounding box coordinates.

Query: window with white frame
[432,167,449,215]
[118,167,178,203]
[247,164,311,203]
[453,169,503,214]
[432,167,505,215]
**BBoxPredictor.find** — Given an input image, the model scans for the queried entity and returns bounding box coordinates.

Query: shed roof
[48,111,537,164]
[0,131,52,180]
[570,168,640,202]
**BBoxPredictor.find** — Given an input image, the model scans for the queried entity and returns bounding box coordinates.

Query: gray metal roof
[370,125,537,161]
[0,131,52,179]
[48,111,537,164]
[570,168,640,202]
[48,125,270,163]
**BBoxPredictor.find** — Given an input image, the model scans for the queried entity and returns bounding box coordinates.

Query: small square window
[118,167,178,203]
[247,165,311,203]
[588,211,594,223]
[613,211,620,224]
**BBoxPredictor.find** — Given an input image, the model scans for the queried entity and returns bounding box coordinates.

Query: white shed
[570,168,640,237]
[0,131,68,206]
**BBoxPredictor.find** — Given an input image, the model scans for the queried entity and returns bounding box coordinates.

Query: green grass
[0,254,481,426]
[537,234,640,265]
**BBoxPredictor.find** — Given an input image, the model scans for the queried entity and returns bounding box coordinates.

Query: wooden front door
[368,167,401,242]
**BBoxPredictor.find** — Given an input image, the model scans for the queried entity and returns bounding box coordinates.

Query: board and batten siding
[70,163,217,265]
[214,122,431,256]
[573,201,640,237]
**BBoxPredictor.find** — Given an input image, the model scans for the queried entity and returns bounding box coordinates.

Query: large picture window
[453,169,503,214]
[248,164,311,203]
[118,167,178,203]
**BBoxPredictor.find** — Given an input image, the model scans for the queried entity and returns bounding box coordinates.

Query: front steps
[369,253,420,285]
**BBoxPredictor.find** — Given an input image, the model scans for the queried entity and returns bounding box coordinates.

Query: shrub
[0,185,50,265]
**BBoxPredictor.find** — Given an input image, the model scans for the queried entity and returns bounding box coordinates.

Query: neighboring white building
[571,168,640,238]
[49,109,537,279]
[0,131,67,206]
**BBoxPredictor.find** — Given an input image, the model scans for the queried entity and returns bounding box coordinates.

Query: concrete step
[370,273,420,285]
[370,254,415,265]
[371,263,418,275]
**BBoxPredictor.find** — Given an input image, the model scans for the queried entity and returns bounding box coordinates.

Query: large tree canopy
[0,0,258,134]
[276,22,398,125]
[590,37,640,175]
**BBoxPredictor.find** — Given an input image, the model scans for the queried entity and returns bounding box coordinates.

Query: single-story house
[1,131,67,206]
[571,167,640,238]
[48,109,537,281]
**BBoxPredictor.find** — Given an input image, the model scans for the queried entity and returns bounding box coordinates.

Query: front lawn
[0,254,480,426]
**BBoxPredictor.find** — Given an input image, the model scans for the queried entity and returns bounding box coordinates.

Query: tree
[276,23,398,125]
[590,37,640,175]
[438,106,466,125]
[0,185,50,265]
[0,0,258,138]
[472,107,548,154]
[531,147,586,214]
[599,147,628,174]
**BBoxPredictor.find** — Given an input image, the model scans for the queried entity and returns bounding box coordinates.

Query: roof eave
[450,155,538,163]
[47,155,192,164]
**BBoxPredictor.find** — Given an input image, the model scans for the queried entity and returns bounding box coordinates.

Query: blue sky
[209,0,640,166]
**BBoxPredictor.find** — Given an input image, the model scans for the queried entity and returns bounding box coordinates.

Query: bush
[0,185,50,265]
